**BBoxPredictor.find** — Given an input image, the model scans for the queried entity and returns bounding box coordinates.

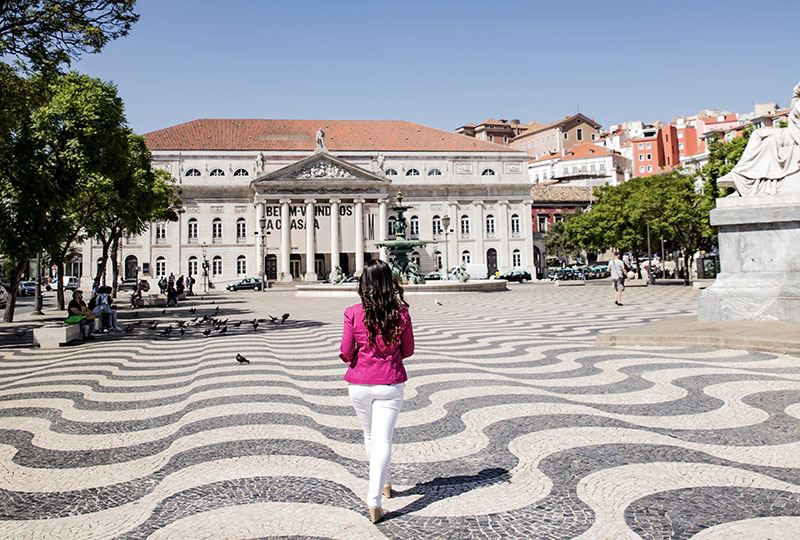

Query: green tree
[0,71,129,321]
[545,212,581,263]
[0,0,138,72]
[701,128,751,199]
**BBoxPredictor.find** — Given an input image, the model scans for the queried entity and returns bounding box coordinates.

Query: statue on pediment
[292,161,356,179]
[719,82,800,196]
[255,152,265,171]
[315,128,326,152]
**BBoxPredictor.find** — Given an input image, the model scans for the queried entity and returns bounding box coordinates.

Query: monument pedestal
[698,194,800,322]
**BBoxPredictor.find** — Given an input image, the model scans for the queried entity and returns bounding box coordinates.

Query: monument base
[698,194,800,322]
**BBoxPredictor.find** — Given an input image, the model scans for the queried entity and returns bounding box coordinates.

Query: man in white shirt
[607,251,627,306]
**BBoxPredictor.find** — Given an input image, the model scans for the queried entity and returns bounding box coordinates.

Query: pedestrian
[608,251,627,306]
[176,275,185,295]
[166,282,178,307]
[340,259,414,524]
[168,272,175,288]
[158,276,166,294]
[188,275,195,295]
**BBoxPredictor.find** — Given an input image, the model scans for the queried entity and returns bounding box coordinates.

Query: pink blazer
[339,303,414,385]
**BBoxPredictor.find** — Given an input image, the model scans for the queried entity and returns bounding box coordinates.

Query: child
[340,259,414,524]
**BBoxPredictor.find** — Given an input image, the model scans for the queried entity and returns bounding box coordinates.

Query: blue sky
[73,0,800,135]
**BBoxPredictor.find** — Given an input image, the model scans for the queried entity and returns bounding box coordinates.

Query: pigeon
[199,296,204,300]
[180,327,186,336]
[233,321,241,328]
[281,313,290,324]
[161,309,166,315]
[149,322,159,330]
[236,354,249,364]
[434,299,443,306]
[213,306,219,314]
[134,321,143,326]
[218,326,227,335]
[269,315,278,322]
[203,328,211,336]
[190,307,196,314]
[211,301,216,305]
[159,326,172,336]
[191,316,198,322]
[252,322,259,331]
[124,325,134,333]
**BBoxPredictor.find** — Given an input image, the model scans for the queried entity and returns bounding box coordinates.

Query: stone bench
[132,293,187,308]
[33,324,82,348]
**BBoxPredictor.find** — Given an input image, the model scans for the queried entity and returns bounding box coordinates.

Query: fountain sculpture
[375,192,431,283]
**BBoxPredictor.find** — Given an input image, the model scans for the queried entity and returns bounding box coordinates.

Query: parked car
[17,281,37,296]
[500,270,532,283]
[226,277,263,291]
[423,272,443,281]
[118,278,150,292]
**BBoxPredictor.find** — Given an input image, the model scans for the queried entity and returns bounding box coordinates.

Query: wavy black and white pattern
[0,284,798,539]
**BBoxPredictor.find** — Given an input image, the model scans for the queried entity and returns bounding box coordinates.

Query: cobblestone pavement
[1,283,799,539]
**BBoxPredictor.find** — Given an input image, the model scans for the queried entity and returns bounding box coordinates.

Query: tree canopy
[0,0,138,72]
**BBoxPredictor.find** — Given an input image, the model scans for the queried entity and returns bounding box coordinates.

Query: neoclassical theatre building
[82,119,538,287]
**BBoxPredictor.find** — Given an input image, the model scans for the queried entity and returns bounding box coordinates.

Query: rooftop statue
[718,82,800,196]
[315,127,326,152]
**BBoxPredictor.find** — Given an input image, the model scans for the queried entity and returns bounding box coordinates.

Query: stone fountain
[375,192,430,283]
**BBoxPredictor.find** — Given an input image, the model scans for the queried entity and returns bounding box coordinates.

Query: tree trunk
[57,261,66,310]
[683,252,692,286]
[94,237,112,287]
[110,234,120,298]
[2,262,27,323]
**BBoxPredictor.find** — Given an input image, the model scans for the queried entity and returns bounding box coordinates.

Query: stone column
[378,198,388,262]
[279,198,292,282]
[304,198,317,281]
[329,198,340,279]
[81,236,93,290]
[173,212,182,277]
[448,201,459,267]
[472,201,485,264]
[498,200,511,272]
[523,200,535,278]
[354,197,365,275]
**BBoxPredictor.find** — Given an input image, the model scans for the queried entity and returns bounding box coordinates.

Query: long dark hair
[358,259,408,346]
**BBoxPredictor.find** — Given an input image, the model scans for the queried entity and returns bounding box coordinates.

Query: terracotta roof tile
[144,119,517,153]
[530,185,594,202]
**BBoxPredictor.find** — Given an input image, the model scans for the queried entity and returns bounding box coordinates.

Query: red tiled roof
[562,142,615,160]
[514,113,601,140]
[144,119,518,153]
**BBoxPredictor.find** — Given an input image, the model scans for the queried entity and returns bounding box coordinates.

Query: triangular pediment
[251,152,389,187]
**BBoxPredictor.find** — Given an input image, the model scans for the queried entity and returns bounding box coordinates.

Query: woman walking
[340,259,415,524]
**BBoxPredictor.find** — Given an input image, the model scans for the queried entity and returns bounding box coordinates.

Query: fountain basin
[295,279,508,297]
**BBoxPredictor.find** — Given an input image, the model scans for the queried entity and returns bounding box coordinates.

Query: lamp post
[441,215,451,279]
[33,251,43,315]
[259,217,269,291]
[201,242,209,293]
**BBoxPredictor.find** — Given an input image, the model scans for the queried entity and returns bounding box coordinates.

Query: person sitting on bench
[67,290,95,340]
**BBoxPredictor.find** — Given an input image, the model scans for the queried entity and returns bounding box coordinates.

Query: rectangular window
[577,128,583,141]
[646,153,652,160]
[590,163,596,172]
[638,143,644,149]
[591,133,596,141]
[677,131,684,139]
[599,162,606,172]
[155,222,166,244]
[537,214,548,232]
[639,154,644,161]
[563,133,568,140]
[639,166,645,173]
[646,142,651,149]
[563,166,569,176]
[647,165,653,172]
[678,143,684,150]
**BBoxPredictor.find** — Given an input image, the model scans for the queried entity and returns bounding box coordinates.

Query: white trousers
[348,382,404,507]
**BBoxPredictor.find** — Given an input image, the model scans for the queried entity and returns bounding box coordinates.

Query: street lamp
[441,215,451,278]
[201,242,209,293]
[259,217,270,291]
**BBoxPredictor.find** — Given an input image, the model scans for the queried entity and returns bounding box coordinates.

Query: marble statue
[315,128,326,151]
[718,82,800,196]
[255,152,265,171]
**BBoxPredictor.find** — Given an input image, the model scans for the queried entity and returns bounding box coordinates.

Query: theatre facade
[81,119,537,287]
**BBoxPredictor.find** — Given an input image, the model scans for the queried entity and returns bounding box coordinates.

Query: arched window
[185,168,201,177]
[409,215,419,237]
[486,214,496,237]
[511,214,521,237]
[385,168,398,176]
[187,218,198,243]
[210,168,225,176]
[512,249,522,268]
[233,168,249,176]
[411,251,420,266]
[236,255,247,276]
[236,218,247,242]
[212,218,223,243]
[155,256,166,277]
[406,168,420,176]
[460,215,470,238]
[461,250,471,264]
[432,215,442,236]
[188,256,198,277]
[212,255,223,277]
[481,168,496,176]
[428,169,442,176]
[387,216,396,239]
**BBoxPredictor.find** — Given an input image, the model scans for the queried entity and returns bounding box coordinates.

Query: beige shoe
[382,483,392,499]
[369,506,385,524]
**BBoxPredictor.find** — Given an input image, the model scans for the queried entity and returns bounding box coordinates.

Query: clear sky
[72,0,800,135]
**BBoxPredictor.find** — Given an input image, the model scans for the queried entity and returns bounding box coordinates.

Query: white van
[62,276,79,290]
[464,264,489,280]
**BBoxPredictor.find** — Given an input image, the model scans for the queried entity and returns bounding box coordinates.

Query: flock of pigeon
[118,302,290,365]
